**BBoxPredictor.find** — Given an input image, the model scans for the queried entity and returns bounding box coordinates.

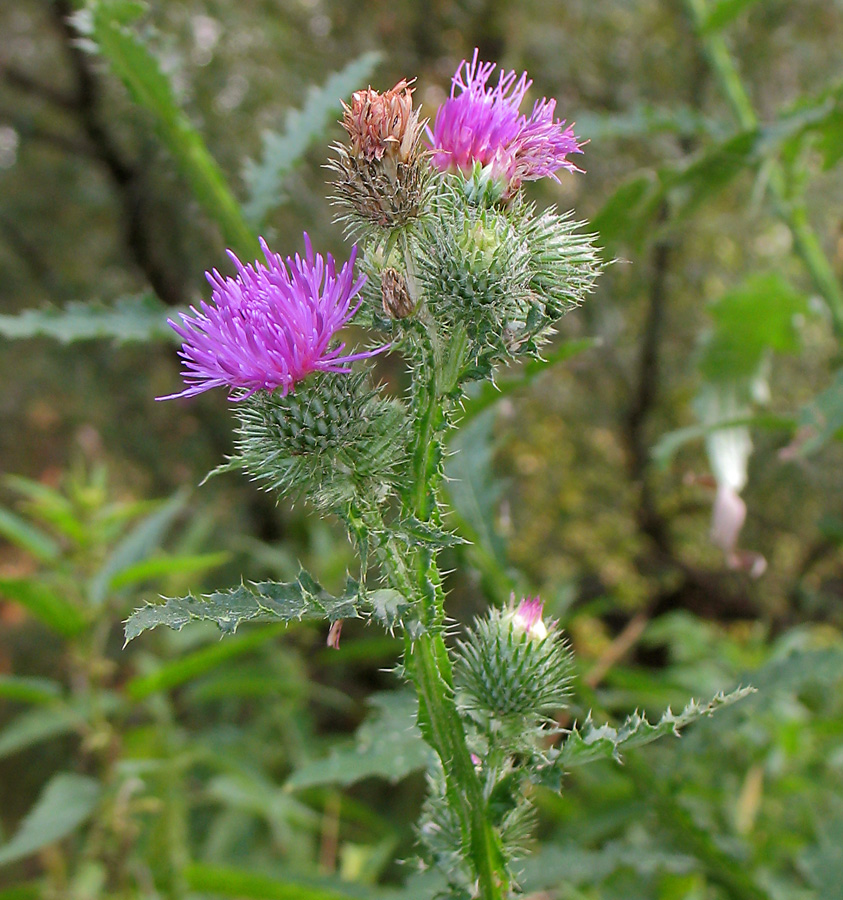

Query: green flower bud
[454,596,573,721]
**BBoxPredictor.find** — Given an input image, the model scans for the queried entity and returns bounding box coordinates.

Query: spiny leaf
[535,687,754,783]
[243,51,382,226]
[0,295,174,345]
[124,571,362,642]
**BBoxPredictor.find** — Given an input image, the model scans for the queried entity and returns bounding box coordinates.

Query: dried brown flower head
[329,79,429,232]
[342,79,421,165]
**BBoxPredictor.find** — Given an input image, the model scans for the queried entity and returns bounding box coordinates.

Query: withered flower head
[342,79,421,165]
[329,79,429,232]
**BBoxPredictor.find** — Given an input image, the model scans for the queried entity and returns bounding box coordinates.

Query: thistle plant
[130,52,751,899]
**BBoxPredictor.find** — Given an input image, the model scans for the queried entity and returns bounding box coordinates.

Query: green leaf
[701,0,762,33]
[185,863,370,900]
[0,884,42,900]
[651,413,794,469]
[0,676,63,705]
[590,174,661,248]
[0,773,100,867]
[86,2,258,259]
[88,490,188,606]
[107,550,230,592]
[0,295,175,345]
[0,507,60,564]
[287,691,431,790]
[700,273,808,381]
[0,706,83,761]
[124,570,362,642]
[126,623,286,699]
[666,129,760,223]
[392,516,468,550]
[794,368,843,456]
[537,687,754,781]
[0,578,87,637]
[243,51,382,226]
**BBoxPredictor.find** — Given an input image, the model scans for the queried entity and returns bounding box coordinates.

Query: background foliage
[1,0,842,898]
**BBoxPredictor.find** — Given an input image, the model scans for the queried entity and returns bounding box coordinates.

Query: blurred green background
[1,1,842,898]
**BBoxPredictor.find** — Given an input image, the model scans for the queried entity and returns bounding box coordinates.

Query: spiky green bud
[454,598,573,722]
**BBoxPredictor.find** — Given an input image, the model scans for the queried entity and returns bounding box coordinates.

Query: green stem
[382,312,509,897]
[686,0,843,338]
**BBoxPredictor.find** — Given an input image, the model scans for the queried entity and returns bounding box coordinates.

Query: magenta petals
[428,49,584,190]
[159,235,386,401]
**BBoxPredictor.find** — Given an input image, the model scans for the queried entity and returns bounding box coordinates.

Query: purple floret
[159,234,385,401]
[428,49,583,190]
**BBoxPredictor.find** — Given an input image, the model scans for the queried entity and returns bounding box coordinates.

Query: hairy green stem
[686,0,843,338]
[387,316,509,897]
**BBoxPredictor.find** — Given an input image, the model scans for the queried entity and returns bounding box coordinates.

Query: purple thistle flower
[159,235,386,401]
[428,49,584,192]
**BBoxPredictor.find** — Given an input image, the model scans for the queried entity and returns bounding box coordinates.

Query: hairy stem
[391,321,509,897]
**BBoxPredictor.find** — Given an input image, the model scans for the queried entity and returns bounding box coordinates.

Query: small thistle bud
[454,597,573,721]
[381,267,415,319]
[329,80,429,232]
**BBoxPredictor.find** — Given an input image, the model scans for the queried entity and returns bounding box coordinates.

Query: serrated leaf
[287,691,431,790]
[393,516,467,550]
[124,571,362,642]
[0,773,101,867]
[0,706,83,761]
[0,295,174,345]
[242,51,381,226]
[87,2,258,258]
[536,687,754,782]
[0,676,63,705]
[0,578,87,637]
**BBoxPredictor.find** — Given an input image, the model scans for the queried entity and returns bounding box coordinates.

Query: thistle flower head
[159,235,385,401]
[428,49,583,195]
[341,79,423,165]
